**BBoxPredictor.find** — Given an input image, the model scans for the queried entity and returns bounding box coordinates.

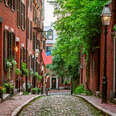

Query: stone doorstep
[73,95,116,116]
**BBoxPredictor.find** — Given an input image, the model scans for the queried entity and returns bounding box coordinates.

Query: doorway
[52,78,56,89]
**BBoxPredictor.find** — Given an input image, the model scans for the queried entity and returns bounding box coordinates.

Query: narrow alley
[19,95,104,116]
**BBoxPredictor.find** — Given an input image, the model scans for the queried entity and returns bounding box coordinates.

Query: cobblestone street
[19,95,104,116]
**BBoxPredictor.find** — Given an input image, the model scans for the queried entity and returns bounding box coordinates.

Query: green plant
[29,69,33,76]
[64,80,70,85]
[31,88,38,94]
[24,91,29,95]
[6,59,12,68]
[16,68,21,76]
[21,62,29,76]
[11,59,17,67]
[74,84,92,95]
[0,86,6,94]
[74,84,85,95]
[113,24,116,39]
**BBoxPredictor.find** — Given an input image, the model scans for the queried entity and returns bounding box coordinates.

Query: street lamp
[101,5,111,103]
[33,49,39,88]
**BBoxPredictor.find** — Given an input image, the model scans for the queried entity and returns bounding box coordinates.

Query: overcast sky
[44,0,56,27]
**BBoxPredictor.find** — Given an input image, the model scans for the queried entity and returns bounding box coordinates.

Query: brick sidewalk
[0,94,38,116]
[76,95,116,116]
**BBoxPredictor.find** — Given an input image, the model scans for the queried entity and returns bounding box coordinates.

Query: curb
[11,95,41,116]
[73,95,116,116]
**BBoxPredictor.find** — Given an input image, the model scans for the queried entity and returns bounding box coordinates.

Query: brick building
[80,0,116,100]
[0,0,44,91]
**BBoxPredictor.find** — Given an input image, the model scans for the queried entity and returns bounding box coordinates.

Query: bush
[32,88,38,94]
[24,91,29,95]
[0,87,6,94]
[74,84,92,95]
[3,83,14,94]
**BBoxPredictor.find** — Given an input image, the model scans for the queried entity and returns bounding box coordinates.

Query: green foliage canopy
[48,0,108,79]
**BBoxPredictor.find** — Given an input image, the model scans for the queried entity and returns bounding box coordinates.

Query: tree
[48,0,108,82]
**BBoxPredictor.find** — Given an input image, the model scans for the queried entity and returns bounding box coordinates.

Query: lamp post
[33,49,39,88]
[101,5,111,103]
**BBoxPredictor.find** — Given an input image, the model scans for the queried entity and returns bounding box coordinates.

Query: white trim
[11,28,14,32]
[5,25,8,30]
[21,43,24,47]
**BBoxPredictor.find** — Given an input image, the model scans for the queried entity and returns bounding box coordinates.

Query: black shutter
[20,47,23,70]
[26,18,29,39]
[3,30,8,71]
[10,32,13,59]
[30,21,32,40]
[21,2,23,29]
[33,32,35,50]
[38,63,40,75]
[7,31,10,59]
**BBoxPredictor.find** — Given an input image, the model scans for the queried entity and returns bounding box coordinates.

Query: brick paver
[0,94,37,116]
[19,95,104,116]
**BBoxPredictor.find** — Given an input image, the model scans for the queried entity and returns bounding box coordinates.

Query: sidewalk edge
[11,95,41,116]
[73,95,116,116]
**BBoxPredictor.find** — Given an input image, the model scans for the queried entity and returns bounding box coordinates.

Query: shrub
[74,84,85,95]
[74,84,93,96]
[24,91,29,95]
[32,88,38,94]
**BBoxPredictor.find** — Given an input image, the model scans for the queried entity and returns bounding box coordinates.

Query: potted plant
[11,59,17,70]
[16,68,21,76]
[29,68,33,77]
[31,88,38,94]
[0,86,6,98]
[21,62,29,76]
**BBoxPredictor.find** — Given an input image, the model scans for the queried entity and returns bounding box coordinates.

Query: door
[52,78,56,89]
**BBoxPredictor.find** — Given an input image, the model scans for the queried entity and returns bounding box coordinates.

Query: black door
[52,78,56,89]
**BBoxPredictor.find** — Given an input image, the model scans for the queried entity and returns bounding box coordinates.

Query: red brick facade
[0,0,44,90]
[80,0,116,100]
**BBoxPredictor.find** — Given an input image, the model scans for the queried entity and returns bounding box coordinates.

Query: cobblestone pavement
[19,95,104,116]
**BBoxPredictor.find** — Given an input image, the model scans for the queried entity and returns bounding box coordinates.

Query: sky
[44,0,56,27]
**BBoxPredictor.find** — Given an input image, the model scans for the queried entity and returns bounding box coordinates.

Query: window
[47,31,53,40]
[17,1,25,30]
[3,30,16,71]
